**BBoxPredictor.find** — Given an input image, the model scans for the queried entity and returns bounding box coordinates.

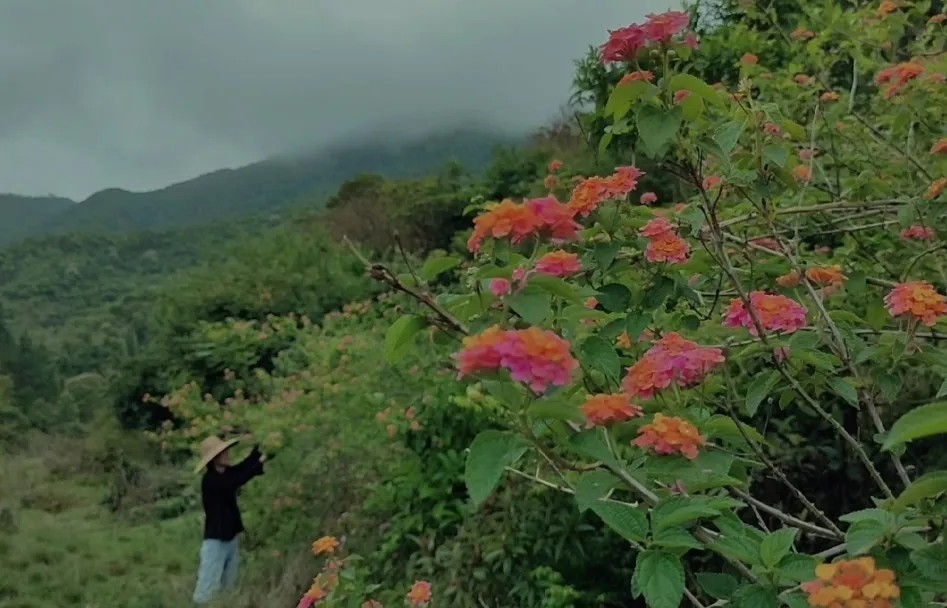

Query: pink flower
[723,291,808,336]
[490,278,512,297]
[640,192,658,205]
[673,90,692,104]
[602,25,649,62]
[774,347,790,362]
[525,196,582,243]
[512,266,529,282]
[585,297,599,309]
[536,250,583,277]
[684,32,699,49]
[643,11,690,42]
[623,333,724,399]
[901,225,936,241]
[456,327,578,393]
[639,217,676,238]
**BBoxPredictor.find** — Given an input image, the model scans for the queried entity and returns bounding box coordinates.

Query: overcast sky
[1,0,671,200]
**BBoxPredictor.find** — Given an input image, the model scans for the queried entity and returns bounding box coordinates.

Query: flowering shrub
[378,4,947,608]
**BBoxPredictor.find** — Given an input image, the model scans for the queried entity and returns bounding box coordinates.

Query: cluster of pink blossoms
[723,291,808,336]
[467,196,580,253]
[602,11,696,63]
[489,250,582,297]
[455,326,578,393]
[623,332,725,399]
[901,225,936,241]
[639,217,691,264]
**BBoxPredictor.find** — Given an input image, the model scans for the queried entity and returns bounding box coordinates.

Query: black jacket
[201,445,265,541]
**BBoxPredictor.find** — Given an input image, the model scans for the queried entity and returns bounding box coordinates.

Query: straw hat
[194,435,240,474]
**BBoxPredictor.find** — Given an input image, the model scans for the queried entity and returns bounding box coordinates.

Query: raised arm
[211,446,264,491]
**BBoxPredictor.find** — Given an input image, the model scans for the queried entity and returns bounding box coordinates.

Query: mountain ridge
[0,126,524,246]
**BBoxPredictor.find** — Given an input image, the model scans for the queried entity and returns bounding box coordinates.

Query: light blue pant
[193,538,240,604]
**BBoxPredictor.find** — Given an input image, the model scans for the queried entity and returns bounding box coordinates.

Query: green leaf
[574,470,619,512]
[762,143,789,168]
[580,336,621,382]
[873,372,902,403]
[703,415,766,447]
[745,371,780,417]
[780,120,807,141]
[420,256,460,281]
[626,312,653,340]
[506,286,552,325]
[714,120,745,154]
[884,401,947,450]
[593,242,621,272]
[894,471,947,511]
[844,519,887,555]
[695,573,739,600]
[528,397,581,422]
[911,543,947,580]
[569,430,622,470]
[385,315,426,364]
[777,554,816,583]
[642,276,675,310]
[598,283,632,312]
[591,501,648,543]
[637,105,683,158]
[606,80,657,120]
[733,584,778,608]
[652,496,721,532]
[635,551,684,608]
[828,376,859,406]
[668,73,724,107]
[529,275,583,304]
[759,529,797,568]
[481,380,525,408]
[795,349,840,372]
[465,430,530,507]
[680,94,704,120]
[652,527,702,550]
[898,204,917,228]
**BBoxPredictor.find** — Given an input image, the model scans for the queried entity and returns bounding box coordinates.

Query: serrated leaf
[574,470,619,512]
[696,573,739,600]
[828,376,860,406]
[593,242,621,272]
[714,120,745,154]
[591,501,648,542]
[884,401,947,450]
[636,551,685,608]
[703,415,766,447]
[385,315,426,364]
[910,543,947,580]
[529,274,583,304]
[652,496,721,532]
[506,286,552,325]
[569,430,622,470]
[637,105,683,158]
[528,396,581,422]
[745,370,781,417]
[598,283,632,312]
[465,430,530,507]
[580,336,621,382]
[652,527,702,550]
[844,519,887,555]
[626,311,653,340]
[894,471,947,511]
[606,80,657,119]
[873,372,902,403]
[759,528,797,568]
[669,73,724,107]
[734,584,778,608]
[777,554,816,582]
[420,256,461,281]
[642,276,675,310]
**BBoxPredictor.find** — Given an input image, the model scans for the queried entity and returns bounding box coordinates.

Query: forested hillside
[0,127,519,246]
[5,2,947,608]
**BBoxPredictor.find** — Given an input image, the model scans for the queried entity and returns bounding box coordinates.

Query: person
[192,435,266,605]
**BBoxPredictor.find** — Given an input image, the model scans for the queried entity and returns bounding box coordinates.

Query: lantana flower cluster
[623,332,725,399]
[723,291,808,336]
[456,325,578,393]
[601,11,694,63]
[885,280,947,326]
[466,196,580,253]
[802,558,899,608]
[581,393,644,427]
[567,165,644,217]
[632,413,705,460]
[639,217,691,264]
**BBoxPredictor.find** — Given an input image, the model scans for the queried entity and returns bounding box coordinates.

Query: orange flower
[930,13,947,24]
[791,28,815,40]
[406,581,433,607]
[536,250,583,278]
[702,175,722,191]
[362,601,384,608]
[885,281,947,326]
[802,557,899,608]
[311,536,340,556]
[806,265,847,288]
[467,200,541,252]
[877,0,898,17]
[568,166,644,217]
[925,177,947,199]
[616,331,633,349]
[548,159,563,173]
[741,53,758,65]
[776,270,801,288]
[820,91,840,102]
[619,70,654,84]
[793,165,813,183]
[581,394,644,427]
[633,413,705,459]
[875,61,924,98]
[930,138,947,154]
[543,174,559,190]
[794,74,813,86]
